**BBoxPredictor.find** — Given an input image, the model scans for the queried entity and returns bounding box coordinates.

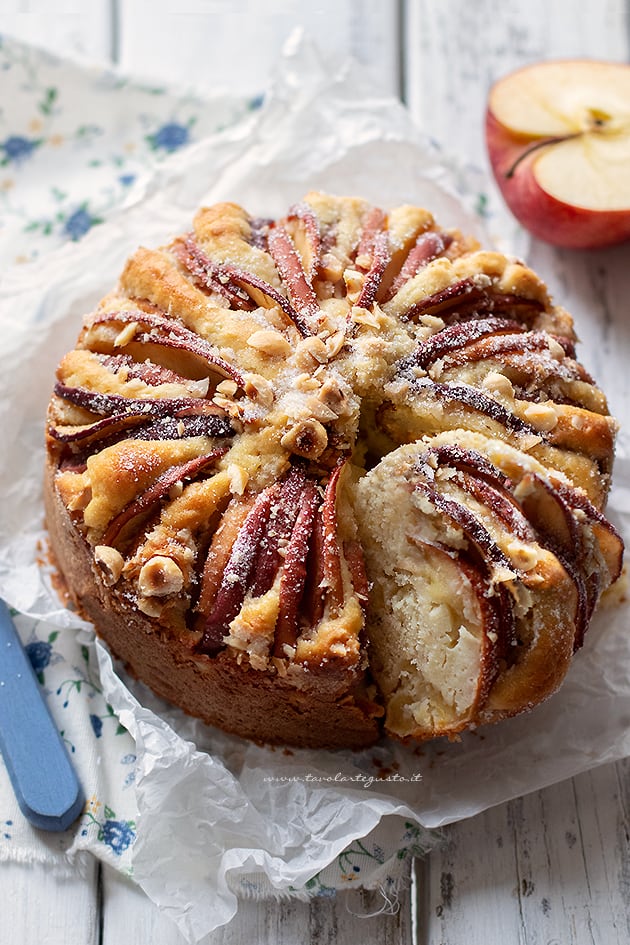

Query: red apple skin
[485,109,630,250]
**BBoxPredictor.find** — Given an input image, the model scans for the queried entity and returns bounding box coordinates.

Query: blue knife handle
[0,601,84,831]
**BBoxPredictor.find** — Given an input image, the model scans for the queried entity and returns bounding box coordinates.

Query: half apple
[486,60,630,249]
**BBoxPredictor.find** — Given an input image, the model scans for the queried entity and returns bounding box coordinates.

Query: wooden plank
[420,769,630,945]
[117,0,400,97]
[417,800,524,944]
[0,0,113,62]
[404,0,629,169]
[101,862,413,944]
[0,860,99,944]
[101,867,186,945]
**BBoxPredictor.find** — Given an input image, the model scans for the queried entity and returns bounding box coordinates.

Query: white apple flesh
[486,60,630,249]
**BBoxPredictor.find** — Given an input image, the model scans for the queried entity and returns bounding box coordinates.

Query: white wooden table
[2,2,629,942]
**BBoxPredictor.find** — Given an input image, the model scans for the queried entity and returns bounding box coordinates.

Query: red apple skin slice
[342,539,370,614]
[174,236,255,309]
[51,412,233,469]
[101,449,226,548]
[421,445,591,644]
[90,310,245,388]
[199,486,279,653]
[196,496,255,631]
[177,235,314,336]
[48,411,152,446]
[320,462,345,615]
[452,470,535,544]
[291,467,344,630]
[512,472,595,647]
[414,479,514,574]
[429,383,535,437]
[249,216,273,251]
[552,480,624,585]
[403,535,505,728]
[248,467,306,599]
[273,481,320,657]
[403,277,544,324]
[97,352,195,389]
[486,109,630,250]
[355,207,387,265]
[54,382,215,419]
[356,230,390,309]
[387,230,452,298]
[267,226,321,326]
[286,202,321,280]
[409,317,527,370]
[302,507,326,628]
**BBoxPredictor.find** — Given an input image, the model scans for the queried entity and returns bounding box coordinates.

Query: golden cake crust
[44,456,381,748]
[44,191,623,748]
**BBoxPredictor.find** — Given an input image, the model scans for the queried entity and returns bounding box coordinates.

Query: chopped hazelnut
[418,314,446,333]
[506,539,539,572]
[350,306,381,330]
[228,463,249,495]
[216,379,238,397]
[243,373,274,407]
[94,545,124,586]
[294,336,329,370]
[523,402,558,431]
[320,252,343,282]
[246,329,292,358]
[294,372,321,392]
[305,395,339,422]
[138,555,184,597]
[281,418,328,459]
[137,597,164,617]
[318,377,348,416]
[271,657,288,677]
[67,483,92,512]
[168,480,184,500]
[547,337,567,361]
[482,371,514,399]
[325,329,346,358]
[343,269,364,303]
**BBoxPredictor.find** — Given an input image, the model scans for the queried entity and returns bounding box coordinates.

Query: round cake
[44,192,623,748]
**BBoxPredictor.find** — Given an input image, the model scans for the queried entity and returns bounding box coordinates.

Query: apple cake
[44,192,623,748]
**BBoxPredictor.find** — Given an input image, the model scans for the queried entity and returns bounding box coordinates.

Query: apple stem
[504,133,582,179]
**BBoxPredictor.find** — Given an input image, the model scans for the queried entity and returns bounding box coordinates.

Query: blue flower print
[63,207,97,240]
[24,630,61,684]
[90,714,103,738]
[0,135,41,165]
[249,93,265,111]
[101,819,136,855]
[118,173,136,187]
[26,640,52,674]
[148,121,189,152]
[84,801,137,857]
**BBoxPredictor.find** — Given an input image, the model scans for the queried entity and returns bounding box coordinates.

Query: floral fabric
[0,34,257,265]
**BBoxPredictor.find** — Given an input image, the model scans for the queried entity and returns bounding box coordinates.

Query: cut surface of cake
[44,192,623,748]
